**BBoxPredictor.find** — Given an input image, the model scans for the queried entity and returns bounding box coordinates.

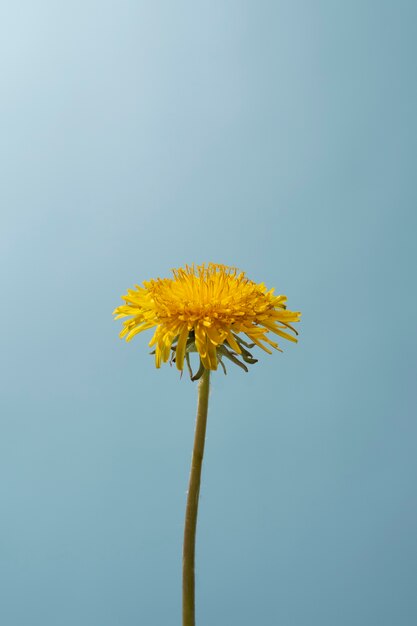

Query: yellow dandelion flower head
[113,263,301,378]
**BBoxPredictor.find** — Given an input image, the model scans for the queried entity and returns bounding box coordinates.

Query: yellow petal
[194,322,208,358]
[225,331,242,354]
[175,325,190,371]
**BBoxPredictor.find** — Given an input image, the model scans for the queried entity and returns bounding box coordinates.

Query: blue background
[1,2,416,625]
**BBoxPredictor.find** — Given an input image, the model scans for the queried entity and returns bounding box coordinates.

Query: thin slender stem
[183,369,210,626]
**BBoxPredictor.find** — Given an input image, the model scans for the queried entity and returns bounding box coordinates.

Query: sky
[1,2,416,625]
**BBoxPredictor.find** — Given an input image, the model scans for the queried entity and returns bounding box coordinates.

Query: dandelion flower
[113,263,300,377]
[114,263,301,626]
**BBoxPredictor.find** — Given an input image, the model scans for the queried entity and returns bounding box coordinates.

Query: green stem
[183,368,210,626]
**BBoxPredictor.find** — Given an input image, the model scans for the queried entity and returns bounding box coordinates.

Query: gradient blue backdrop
[1,2,416,625]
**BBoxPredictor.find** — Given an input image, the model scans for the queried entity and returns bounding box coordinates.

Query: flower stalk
[183,368,211,626]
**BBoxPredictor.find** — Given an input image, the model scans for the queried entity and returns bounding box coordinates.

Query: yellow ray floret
[113,263,301,372]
